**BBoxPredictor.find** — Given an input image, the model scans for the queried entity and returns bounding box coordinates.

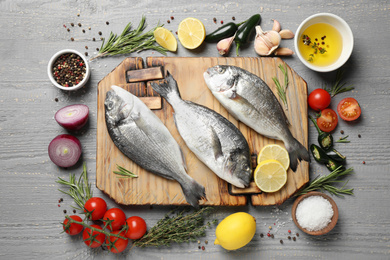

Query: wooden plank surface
[1,0,390,259]
[96,57,308,206]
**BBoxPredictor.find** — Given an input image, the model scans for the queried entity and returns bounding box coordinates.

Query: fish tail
[286,137,310,172]
[179,177,206,208]
[150,71,181,103]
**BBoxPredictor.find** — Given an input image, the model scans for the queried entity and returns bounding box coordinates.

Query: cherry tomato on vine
[84,197,107,221]
[308,89,331,111]
[103,208,126,231]
[317,108,338,132]
[337,97,361,121]
[125,216,147,240]
[106,230,129,254]
[83,224,106,248]
[63,215,83,235]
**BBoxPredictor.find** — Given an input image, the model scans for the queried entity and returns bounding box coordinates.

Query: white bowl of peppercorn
[48,49,91,91]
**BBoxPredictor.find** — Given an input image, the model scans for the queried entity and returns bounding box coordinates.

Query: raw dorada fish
[204,65,310,171]
[151,72,252,188]
[104,85,205,207]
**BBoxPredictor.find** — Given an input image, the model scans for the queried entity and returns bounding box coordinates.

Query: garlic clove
[254,25,281,56]
[217,35,235,56]
[272,19,281,32]
[274,47,294,56]
[279,29,295,39]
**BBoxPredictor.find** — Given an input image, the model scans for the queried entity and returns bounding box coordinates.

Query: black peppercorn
[70,23,74,27]
[85,46,88,49]
[96,48,99,51]
[260,233,264,238]
[63,210,67,214]
[358,134,361,138]
[106,21,109,25]
[84,52,88,56]
[67,28,70,32]
[167,20,170,24]
[82,29,85,33]
[98,31,102,35]
[78,23,81,27]
[280,240,283,244]
[70,37,74,41]
[288,236,291,239]
[54,98,59,102]
[296,233,299,237]
[293,237,296,241]
[232,16,236,20]
[340,130,344,134]
[73,209,76,213]
[92,37,96,41]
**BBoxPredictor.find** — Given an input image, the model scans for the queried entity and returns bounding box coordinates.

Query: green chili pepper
[310,144,345,171]
[309,115,333,151]
[234,14,261,56]
[205,21,246,43]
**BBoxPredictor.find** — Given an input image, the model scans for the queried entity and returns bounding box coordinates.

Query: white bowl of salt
[292,191,339,235]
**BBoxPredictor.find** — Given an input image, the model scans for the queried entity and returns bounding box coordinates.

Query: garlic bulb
[254,25,281,56]
[217,35,235,55]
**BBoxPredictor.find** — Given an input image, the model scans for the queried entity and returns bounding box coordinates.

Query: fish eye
[217,67,225,74]
[106,101,114,110]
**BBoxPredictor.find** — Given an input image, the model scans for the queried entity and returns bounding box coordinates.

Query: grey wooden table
[1,0,389,259]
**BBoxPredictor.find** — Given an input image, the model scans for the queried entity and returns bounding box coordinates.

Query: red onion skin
[55,104,89,131]
[48,134,82,167]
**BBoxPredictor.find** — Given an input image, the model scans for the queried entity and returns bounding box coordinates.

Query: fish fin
[210,127,224,161]
[179,177,206,208]
[286,137,310,172]
[150,70,181,102]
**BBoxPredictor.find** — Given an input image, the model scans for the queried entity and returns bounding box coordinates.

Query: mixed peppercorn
[52,53,86,87]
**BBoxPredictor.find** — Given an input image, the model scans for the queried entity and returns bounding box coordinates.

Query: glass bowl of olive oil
[295,13,353,72]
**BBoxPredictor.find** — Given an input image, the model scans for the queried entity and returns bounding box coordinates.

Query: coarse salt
[295,196,334,231]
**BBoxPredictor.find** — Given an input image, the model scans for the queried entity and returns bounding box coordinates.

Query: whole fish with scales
[104,85,205,208]
[204,65,310,171]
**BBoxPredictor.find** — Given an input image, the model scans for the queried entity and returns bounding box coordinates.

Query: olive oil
[298,23,342,67]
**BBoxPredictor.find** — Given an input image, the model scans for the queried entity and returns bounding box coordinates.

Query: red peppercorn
[267,233,271,237]
[221,20,224,24]
[171,16,174,20]
[288,230,291,233]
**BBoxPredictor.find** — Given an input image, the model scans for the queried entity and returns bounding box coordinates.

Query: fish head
[203,65,239,93]
[222,149,252,188]
[105,85,134,124]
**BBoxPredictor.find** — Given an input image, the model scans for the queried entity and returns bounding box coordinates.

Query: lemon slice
[177,17,206,49]
[254,159,287,193]
[258,144,290,170]
[153,27,177,52]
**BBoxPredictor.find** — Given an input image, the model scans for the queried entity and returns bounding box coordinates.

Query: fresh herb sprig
[302,34,327,62]
[114,164,138,178]
[323,70,354,97]
[336,135,350,143]
[296,166,354,197]
[272,64,289,110]
[56,163,92,210]
[91,16,167,60]
[132,207,216,248]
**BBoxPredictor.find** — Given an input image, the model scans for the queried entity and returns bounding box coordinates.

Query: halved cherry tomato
[103,208,126,231]
[106,230,129,253]
[308,89,331,111]
[317,108,338,132]
[83,224,106,248]
[63,215,83,235]
[84,197,107,221]
[125,216,147,240]
[337,97,361,121]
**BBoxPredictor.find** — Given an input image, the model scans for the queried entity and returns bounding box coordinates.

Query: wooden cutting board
[96,57,309,206]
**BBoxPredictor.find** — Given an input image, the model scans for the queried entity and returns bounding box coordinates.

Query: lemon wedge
[258,144,290,170]
[177,17,206,49]
[153,27,177,52]
[254,159,287,193]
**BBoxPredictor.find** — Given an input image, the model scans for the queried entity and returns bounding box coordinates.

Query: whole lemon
[214,212,256,250]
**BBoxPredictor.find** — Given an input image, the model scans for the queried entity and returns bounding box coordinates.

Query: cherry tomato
[103,208,126,231]
[83,224,106,248]
[84,197,107,221]
[106,230,129,253]
[63,215,83,235]
[308,89,331,111]
[317,108,338,132]
[125,216,147,240]
[337,97,361,121]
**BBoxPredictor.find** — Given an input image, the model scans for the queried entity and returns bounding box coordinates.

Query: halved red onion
[55,104,89,131]
[48,134,82,167]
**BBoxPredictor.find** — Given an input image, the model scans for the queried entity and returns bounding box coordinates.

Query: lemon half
[254,159,287,193]
[177,17,205,49]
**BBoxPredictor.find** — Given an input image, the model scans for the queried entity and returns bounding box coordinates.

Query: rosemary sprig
[90,16,167,60]
[272,64,289,110]
[56,163,92,210]
[323,70,354,97]
[336,135,350,143]
[113,164,138,178]
[132,207,215,248]
[296,166,354,197]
